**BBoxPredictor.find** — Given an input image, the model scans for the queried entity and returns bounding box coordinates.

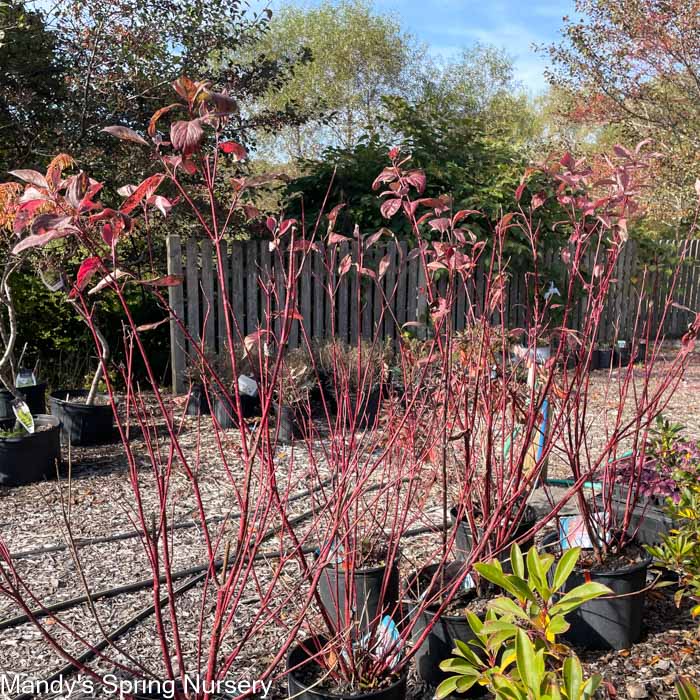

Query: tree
[0,1,66,174]
[248,0,427,161]
[544,0,700,228]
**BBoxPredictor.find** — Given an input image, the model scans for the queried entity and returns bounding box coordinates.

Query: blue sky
[261,0,577,94]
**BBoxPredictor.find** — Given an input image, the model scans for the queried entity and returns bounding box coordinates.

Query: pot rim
[49,389,116,407]
[541,531,653,577]
[287,636,407,699]
[0,414,60,441]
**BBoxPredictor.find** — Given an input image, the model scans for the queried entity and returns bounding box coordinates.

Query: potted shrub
[596,342,614,369]
[274,347,316,442]
[207,346,260,429]
[316,339,391,430]
[0,413,61,486]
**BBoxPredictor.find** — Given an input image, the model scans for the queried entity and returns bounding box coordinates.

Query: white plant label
[12,399,35,434]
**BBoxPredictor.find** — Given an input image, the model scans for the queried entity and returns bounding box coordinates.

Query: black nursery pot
[0,382,47,419]
[184,384,211,416]
[0,414,61,486]
[597,348,614,369]
[211,391,260,429]
[346,388,382,430]
[589,349,601,371]
[407,563,485,694]
[318,559,400,636]
[542,533,651,650]
[49,390,115,446]
[287,637,407,700]
[451,504,537,564]
[614,349,631,368]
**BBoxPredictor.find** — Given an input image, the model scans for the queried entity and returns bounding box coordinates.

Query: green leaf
[439,658,480,675]
[582,675,602,700]
[456,675,479,693]
[488,596,530,621]
[563,656,582,700]
[504,574,538,603]
[453,638,484,666]
[552,547,581,592]
[550,582,611,616]
[435,675,460,699]
[526,547,551,600]
[515,628,539,692]
[466,610,484,637]
[676,677,700,700]
[547,614,570,636]
[510,543,525,578]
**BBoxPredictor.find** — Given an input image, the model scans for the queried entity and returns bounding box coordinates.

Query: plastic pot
[451,504,537,564]
[184,384,210,416]
[0,382,47,419]
[542,532,651,650]
[614,348,631,368]
[590,350,601,371]
[344,388,382,430]
[407,563,486,693]
[318,559,399,637]
[597,349,613,369]
[0,414,61,486]
[211,391,259,429]
[49,390,115,446]
[287,637,407,700]
[275,401,303,443]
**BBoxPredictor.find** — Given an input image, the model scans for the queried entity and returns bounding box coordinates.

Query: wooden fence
[166,235,700,393]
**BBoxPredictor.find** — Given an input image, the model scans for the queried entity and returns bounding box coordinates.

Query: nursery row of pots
[0,383,115,487]
[282,504,656,700]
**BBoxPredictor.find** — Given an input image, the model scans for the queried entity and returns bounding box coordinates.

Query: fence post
[167,235,185,394]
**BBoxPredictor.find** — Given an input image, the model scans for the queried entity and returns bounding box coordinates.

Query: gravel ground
[1,349,699,700]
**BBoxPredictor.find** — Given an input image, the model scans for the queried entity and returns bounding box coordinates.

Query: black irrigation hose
[10,521,444,700]
[9,477,334,561]
[1,481,425,632]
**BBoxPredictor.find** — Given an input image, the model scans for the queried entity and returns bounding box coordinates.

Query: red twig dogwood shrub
[0,76,697,696]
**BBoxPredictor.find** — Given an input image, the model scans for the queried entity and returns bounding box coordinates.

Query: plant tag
[15,369,37,388]
[238,374,258,397]
[12,400,34,434]
[361,615,402,669]
[559,515,610,550]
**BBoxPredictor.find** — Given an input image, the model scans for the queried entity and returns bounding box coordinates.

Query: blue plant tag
[361,615,402,669]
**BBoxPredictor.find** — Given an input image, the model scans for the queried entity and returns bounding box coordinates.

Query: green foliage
[11,270,170,389]
[436,544,609,700]
[0,1,66,173]
[646,485,700,625]
[677,677,700,700]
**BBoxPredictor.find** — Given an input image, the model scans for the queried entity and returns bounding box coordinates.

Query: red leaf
[328,203,346,228]
[9,169,48,189]
[380,198,401,219]
[338,255,352,276]
[279,219,297,236]
[372,167,396,191]
[266,216,277,234]
[328,232,348,245]
[147,195,173,217]
[101,126,149,147]
[515,180,527,202]
[243,204,260,220]
[120,174,165,215]
[148,103,182,136]
[12,227,76,254]
[429,218,451,233]
[452,210,479,226]
[76,257,102,291]
[219,141,247,161]
[405,169,426,194]
[378,255,390,279]
[136,318,169,332]
[531,191,546,210]
[170,119,204,155]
